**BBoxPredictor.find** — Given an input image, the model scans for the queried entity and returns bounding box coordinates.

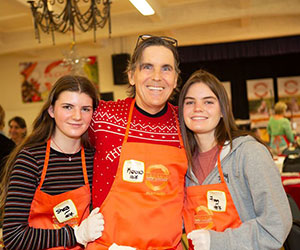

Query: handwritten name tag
[53,199,78,223]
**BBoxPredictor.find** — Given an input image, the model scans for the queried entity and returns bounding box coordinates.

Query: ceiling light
[129,0,155,16]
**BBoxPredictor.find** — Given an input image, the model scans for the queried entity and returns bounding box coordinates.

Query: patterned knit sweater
[3,144,94,250]
[89,97,182,207]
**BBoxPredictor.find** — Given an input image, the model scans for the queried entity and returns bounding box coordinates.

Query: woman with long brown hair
[0,75,104,250]
[178,69,292,250]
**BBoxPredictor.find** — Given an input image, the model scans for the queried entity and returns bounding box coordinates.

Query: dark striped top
[3,143,94,250]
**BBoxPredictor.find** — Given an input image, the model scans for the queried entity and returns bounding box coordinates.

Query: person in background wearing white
[0,75,104,250]
[178,69,292,250]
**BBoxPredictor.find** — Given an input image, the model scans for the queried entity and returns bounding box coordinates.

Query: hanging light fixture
[60,42,91,76]
[27,0,112,44]
[129,0,155,16]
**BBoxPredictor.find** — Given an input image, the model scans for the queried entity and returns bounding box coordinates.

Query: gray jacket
[186,135,292,250]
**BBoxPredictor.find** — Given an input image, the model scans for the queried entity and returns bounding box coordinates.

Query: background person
[8,116,27,145]
[257,98,269,114]
[267,101,295,155]
[178,69,292,250]
[87,35,187,250]
[287,97,299,113]
[0,75,104,250]
[0,105,15,174]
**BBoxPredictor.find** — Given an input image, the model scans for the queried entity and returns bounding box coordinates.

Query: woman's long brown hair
[0,75,99,218]
[178,69,268,179]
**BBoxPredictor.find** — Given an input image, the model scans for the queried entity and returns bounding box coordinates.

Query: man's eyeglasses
[135,34,178,48]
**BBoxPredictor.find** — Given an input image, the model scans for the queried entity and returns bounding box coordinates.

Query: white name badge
[123,160,145,183]
[53,199,78,223]
[207,190,227,212]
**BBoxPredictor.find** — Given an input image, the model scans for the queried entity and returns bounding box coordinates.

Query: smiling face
[183,82,222,142]
[9,120,26,143]
[128,45,178,114]
[48,91,93,142]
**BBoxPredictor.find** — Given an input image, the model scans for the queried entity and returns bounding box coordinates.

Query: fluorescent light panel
[129,0,155,16]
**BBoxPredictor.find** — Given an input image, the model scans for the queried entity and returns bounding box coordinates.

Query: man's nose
[152,68,162,81]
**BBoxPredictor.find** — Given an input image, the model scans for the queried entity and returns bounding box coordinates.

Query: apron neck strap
[169,104,184,149]
[81,146,89,185]
[37,139,88,191]
[124,99,136,143]
[217,145,225,183]
[37,139,51,190]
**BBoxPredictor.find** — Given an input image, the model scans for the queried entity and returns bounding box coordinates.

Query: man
[87,35,187,249]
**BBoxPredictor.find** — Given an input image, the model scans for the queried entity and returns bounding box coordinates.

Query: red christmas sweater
[89,97,182,207]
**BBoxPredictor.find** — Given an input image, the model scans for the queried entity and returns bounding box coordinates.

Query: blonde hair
[274,102,287,115]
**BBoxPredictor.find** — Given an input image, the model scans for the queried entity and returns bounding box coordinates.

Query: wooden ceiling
[0,0,300,55]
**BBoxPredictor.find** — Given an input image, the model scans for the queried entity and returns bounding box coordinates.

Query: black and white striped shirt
[3,143,94,250]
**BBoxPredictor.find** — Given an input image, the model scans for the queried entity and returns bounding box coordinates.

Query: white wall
[0,36,136,136]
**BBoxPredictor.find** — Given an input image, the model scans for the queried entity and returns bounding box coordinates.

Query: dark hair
[9,116,27,129]
[178,69,267,176]
[126,35,181,98]
[9,116,27,137]
[0,75,99,214]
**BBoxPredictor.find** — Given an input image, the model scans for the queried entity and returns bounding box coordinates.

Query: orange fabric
[87,100,188,250]
[28,139,91,250]
[183,149,242,248]
[273,135,290,155]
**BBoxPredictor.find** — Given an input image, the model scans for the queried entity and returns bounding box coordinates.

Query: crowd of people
[0,34,294,250]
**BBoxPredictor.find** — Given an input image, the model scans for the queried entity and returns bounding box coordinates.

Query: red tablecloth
[281,174,300,208]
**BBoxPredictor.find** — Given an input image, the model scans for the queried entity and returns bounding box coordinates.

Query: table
[281,173,300,209]
[274,156,285,173]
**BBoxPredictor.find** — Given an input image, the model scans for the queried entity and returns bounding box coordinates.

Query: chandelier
[27,0,111,44]
[60,42,91,75]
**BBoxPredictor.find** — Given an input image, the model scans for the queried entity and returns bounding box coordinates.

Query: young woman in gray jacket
[179,69,292,250]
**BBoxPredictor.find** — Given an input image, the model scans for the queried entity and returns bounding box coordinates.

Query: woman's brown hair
[178,69,267,178]
[0,75,99,216]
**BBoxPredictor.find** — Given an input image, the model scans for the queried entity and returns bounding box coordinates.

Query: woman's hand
[187,229,210,250]
[74,207,104,246]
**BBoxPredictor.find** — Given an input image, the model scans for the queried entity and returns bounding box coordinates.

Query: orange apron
[273,135,290,155]
[28,139,91,250]
[87,99,188,250]
[183,148,242,249]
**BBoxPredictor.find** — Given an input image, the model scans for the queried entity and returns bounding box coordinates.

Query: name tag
[53,199,78,223]
[123,160,145,183]
[207,190,227,212]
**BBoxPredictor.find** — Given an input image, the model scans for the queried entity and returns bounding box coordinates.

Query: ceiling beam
[146,0,163,22]
[15,0,28,7]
